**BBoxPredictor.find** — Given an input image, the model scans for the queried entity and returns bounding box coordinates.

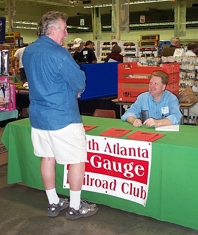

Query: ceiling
[16,0,112,7]
[14,0,174,8]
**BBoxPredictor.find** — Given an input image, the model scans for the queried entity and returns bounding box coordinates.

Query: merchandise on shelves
[117,61,180,102]
[0,77,16,111]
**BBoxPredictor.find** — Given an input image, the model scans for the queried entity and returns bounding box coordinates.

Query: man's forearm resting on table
[149,118,173,127]
[126,116,138,125]
[126,116,174,127]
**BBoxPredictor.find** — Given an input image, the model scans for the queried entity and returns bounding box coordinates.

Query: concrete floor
[0,164,198,235]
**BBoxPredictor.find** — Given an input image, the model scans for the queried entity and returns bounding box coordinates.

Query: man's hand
[133,118,143,127]
[126,116,143,127]
[144,118,157,127]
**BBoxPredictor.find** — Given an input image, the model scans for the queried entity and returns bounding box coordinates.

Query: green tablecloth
[2,117,198,230]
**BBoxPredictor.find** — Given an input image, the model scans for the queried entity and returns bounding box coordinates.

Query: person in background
[73,39,97,64]
[22,11,98,220]
[112,42,118,47]
[185,42,198,56]
[104,44,123,63]
[83,40,97,63]
[73,37,85,63]
[162,37,181,57]
[121,70,182,127]
[12,43,29,83]
[183,42,198,123]
[85,40,94,50]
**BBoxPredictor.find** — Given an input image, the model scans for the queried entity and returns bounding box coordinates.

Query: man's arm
[89,50,97,63]
[144,117,172,127]
[121,94,145,127]
[126,116,143,127]
[11,56,17,67]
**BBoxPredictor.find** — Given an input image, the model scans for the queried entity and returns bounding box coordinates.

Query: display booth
[2,116,198,231]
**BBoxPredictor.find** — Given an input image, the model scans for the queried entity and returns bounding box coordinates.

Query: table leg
[119,104,122,118]
[187,108,190,123]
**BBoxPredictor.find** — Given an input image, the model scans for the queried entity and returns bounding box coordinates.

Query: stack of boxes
[118,62,180,102]
[139,34,159,57]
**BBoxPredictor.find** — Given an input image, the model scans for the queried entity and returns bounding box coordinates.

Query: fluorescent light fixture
[77,26,89,30]
[14,21,89,30]
[130,21,198,27]
[102,25,112,29]
[15,20,198,30]
[129,0,172,4]
[15,21,37,25]
[102,20,198,29]
[15,26,37,30]
[84,4,112,8]
[129,22,175,27]
[84,0,172,8]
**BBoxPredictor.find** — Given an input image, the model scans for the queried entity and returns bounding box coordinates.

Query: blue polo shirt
[22,36,86,130]
[121,90,182,125]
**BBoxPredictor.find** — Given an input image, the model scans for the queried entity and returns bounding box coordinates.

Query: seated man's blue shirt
[121,90,182,125]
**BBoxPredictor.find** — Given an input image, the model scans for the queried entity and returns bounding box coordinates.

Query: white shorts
[31,123,87,165]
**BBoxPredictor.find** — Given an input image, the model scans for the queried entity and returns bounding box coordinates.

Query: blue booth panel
[79,62,119,101]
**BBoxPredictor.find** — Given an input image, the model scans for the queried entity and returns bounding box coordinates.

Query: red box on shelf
[118,62,180,102]
[118,62,180,82]
[166,82,179,95]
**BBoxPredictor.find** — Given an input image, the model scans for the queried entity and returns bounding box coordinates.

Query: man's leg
[41,157,56,190]
[68,162,85,210]
[41,157,68,217]
[68,162,85,191]
[66,162,98,220]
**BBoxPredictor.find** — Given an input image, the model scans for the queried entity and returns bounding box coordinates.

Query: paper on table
[126,131,165,142]
[83,125,98,132]
[155,125,179,132]
[100,128,131,138]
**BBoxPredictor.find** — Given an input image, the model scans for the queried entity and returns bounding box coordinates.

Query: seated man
[121,71,182,127]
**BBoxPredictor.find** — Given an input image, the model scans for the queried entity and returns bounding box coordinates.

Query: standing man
[121,71,182,127]
[22,11,98,220]
[12,43,28,83]
[162,37,181,57]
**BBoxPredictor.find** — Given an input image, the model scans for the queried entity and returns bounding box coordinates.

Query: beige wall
[2,0,198,43]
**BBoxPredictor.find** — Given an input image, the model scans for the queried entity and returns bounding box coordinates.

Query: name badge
[161,106,169,115]
[83,50,88,55]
